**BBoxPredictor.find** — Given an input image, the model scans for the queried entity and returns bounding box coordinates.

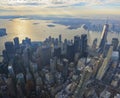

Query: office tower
[81,34,87,57]
[44,38,49,44]
[59,34,62,43]
[62,59,69,81]
[48,36,52,42]
[74,66,92,98]
[92,38,97,50]
[111,51,119,61]
[66,43,74,62]
[91,58,101,79]
[62,39,68,55]
[54,46,61,58]
[22,48,30,68]
[51,38,55,44]
[112,38,119,51]
[14,37,20,49]
[54,38,59,46]
[5,41,15,59]
[98,24,109,53]
[2,50,9,62]
[5,42,14,52]
[102,66,114,85]
[103,43,111,58]
[74,35,80,53]
[106,46,113,61]
[50,58,56,73]
[41,46,51,66]
[74,52,80,63]
[25,37,31,45]
[96,46,113,80]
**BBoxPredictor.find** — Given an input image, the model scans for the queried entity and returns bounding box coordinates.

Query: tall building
[5,41,15,59]
[98,24,109,53]
[5,42,14,53]
[14,37,20,49]
[103,43,111,58]
[81,34,87,57]
[40,46,51,66]
[96,46,113,80]
[74,35,80,53]
[112,38,119,51]
[2,50,9,62]
[22,37,31,45]
[50,58,56,73]
[59,34,62,43]
[62,59,69,81]
[74,66,92,98]
[66,43,74,62]
[111,51,119,61]
[92,38,97,50]
[62,39,68,55]
[54,46,61,58]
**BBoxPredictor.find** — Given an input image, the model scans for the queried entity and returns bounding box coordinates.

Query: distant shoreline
[0,28,7,37]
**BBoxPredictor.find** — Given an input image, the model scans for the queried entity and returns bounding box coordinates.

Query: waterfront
[0,18,120,55]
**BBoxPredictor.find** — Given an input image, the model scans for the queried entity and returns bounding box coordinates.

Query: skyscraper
[92,38,97,50]
[5,42,14,53]
[98,24,109,53]
[96,46,113,80]
[50,58,56,73]
[74,66,92,98]
[59,34,62,43]
[112,38,119,51]
[41,46,51,66]
[54,46,61,58]
[74,35,80,53]
[66,43,74,62]
[14,37,20,49]
[81,34,87,57]
[5,41,15,59]
[103,43,111,58]
[62,59,69,81]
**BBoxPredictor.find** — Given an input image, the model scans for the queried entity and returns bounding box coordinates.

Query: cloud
[0,0,119,16]
[0,0,119,8]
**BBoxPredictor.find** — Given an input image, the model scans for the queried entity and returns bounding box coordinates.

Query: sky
[0,0,120,17]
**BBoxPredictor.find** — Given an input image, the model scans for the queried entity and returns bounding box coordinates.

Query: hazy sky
[0,0,120,17]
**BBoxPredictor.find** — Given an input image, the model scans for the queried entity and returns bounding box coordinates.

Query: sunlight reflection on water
[0,18,120,55]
